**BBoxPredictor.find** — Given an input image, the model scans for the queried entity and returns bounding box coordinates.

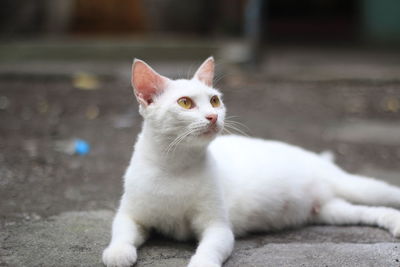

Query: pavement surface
[1,42,400,266]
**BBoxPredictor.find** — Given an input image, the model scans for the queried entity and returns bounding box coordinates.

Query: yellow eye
[210,95,220,107]
[177,97,193,109]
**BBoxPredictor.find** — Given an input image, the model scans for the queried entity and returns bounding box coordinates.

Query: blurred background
[1,1,400,265]
[1,0,400,241]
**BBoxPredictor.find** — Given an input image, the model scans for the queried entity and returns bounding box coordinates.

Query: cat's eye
[177,97,194,109]
[210,95,221,108]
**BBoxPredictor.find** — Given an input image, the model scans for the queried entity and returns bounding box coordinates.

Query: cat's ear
[131,59,169,106]
[193,56,215,87]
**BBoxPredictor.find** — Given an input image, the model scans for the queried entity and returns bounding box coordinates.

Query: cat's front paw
[187,255,221,267]
[102,243,137,267]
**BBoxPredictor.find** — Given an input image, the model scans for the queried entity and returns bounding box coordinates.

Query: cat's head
[131,57,226,147]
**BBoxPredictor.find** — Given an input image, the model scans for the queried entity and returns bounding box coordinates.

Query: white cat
[102,57,400,267]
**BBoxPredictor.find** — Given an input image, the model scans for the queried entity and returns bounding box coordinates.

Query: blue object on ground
[74,139,90,155]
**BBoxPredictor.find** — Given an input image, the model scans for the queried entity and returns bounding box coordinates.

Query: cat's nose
[205,114,218,124]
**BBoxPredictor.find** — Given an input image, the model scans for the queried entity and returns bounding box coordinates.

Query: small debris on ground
[72,72,100,90]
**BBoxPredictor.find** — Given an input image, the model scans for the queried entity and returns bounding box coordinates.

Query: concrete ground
[1,43,400,266]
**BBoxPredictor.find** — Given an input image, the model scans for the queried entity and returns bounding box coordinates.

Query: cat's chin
[183,129,220,147]
[196,129,221,144]
[200,127,219,137]
[199,124,222,138]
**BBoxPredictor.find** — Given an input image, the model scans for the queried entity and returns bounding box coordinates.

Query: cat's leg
[331,173,400,208]
[315,198,400,237]
[102,208,148,267]
[188,223,234,267]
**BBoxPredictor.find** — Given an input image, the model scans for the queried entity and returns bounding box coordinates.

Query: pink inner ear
[132,60,167,105]
[194,57,214,87]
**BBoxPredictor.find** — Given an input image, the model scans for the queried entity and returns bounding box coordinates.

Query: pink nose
[206,114,218,124]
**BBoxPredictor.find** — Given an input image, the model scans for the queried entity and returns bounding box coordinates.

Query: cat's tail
[329,172,400,209]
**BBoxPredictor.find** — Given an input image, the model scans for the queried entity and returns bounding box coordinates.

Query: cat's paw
[187,256,220,267]
[102,243,137,267]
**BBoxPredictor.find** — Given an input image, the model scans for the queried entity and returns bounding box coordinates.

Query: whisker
[186,62,197,80]
[214,72,237,86]
[225,115,240,119]
[165,129,192,155]
[222,127,234,135]
[225,119,250,131]
[170,129,198,154]
[164,124,206,156]
[213,73,226,85]
[224,123,250,137]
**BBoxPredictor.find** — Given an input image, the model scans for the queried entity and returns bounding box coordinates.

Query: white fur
[103,59,400,267]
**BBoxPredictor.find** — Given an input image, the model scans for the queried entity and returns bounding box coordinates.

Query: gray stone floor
[1,45,400,266]
[2,210,400,267]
